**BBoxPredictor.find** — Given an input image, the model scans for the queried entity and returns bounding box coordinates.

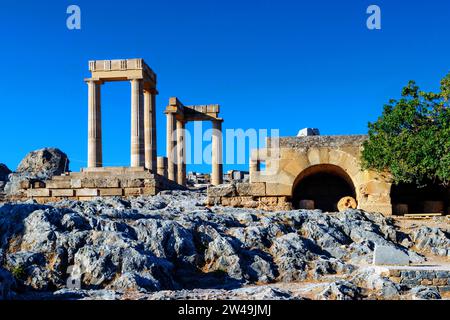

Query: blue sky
[1,0,449,173]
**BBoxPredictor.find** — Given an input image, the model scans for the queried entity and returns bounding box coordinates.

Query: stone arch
[291,164,357,211]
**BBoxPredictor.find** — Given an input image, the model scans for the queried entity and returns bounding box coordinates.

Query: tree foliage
[361,73,450,187]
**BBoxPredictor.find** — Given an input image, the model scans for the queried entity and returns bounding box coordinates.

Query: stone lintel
[88,58,156,83]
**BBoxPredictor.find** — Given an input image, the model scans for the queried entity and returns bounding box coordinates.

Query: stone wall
[209,135,393,215]
[7,167,184,203]
[384,267,450,293]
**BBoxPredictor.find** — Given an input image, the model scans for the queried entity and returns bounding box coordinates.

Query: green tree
[361,73,450,187]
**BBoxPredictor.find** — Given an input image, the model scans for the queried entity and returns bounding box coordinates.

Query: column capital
[84,79,104,85]
[144,87,159,95]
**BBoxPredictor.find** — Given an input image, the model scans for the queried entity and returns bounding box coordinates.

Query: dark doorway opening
[391,182,449,215]
[292,165,356,212]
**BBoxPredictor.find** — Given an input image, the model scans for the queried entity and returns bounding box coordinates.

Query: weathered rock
[5,148,69,195]
[0,190,443,300]
[352,267,401,299]
[410,226,450,257]
[373,245,410,266]
[316,280,361,300]
[270,233,317,282]
[0,164,11,182]
[207,184,237,198]
[410,286,441,300]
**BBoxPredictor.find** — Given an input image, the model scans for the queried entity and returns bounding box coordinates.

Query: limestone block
[283,157,309,177]
[27,189,51,197]
[359,204,392,216]
[207,184,236,197]
[221,197,231,206]
[299,200,315,210]
[52,189,75,197]
[265,182,291,196]
[307,148,321,166]
[279,148,301,160]
[99,188,123,196]
[373,245,410,266]
[236,182,266,196]
[318,148,330,164]
[337,197,357,212]
[122,179,145,188]
[46,180,72,189]
[366,194,391,204]
[33,181,45,188]
[141,187,156,195]
[97,178,120,188]
[76,189,99,197]
[71,179,82,189]
[360,180,391,196]
[124,188,142,196]
[20,180,31,189]
[229,197,243,207]
[260,197,280,206]
[144,179,156,187]
[81,178,96,188]
[242,198,259,208]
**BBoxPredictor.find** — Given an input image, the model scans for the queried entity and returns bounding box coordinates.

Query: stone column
[87,80,102,168]
[166,112,176,181]
[211,120,223,185]
[131,79,145,167]
[157,156,168,178]
[144,89,157,171]
[176,120,186,186]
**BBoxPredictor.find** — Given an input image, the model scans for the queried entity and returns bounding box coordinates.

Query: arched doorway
[391,182,449,215]
[292,164,356,212]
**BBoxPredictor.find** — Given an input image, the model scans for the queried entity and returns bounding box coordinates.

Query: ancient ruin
[208,134,450,216]
[5,59,449,216]
[11,58,223,203]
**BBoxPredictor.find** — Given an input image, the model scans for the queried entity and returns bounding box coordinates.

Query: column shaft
[166,112,176,181]
[176,120,186,186]
[144,89,157,171]
[211,120,223,185]
[87,81,102,168]
[131,79,144,167]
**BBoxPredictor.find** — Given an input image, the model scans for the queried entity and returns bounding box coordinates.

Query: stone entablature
[165,97,223,187]
[88,58,157,87]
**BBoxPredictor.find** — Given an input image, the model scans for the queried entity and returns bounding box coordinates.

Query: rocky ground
[0,190,449,300]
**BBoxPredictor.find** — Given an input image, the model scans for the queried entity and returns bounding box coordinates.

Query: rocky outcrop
[0,164,12,199]
[410,226,450,257]
[5,148,69,196]
[0,191,444,300]
[0,164,11,182]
